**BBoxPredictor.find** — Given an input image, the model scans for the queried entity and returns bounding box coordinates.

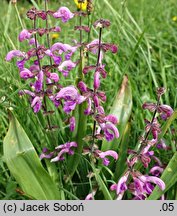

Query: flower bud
[94,71,100,90]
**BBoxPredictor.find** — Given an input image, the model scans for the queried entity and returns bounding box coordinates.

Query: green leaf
[3,112,60,200]
[114,122,131,180]
[67,56,87,178]
[67,101,87,178]
[147,152,177,200]
[93,165,112,200]
[101,75,132,151]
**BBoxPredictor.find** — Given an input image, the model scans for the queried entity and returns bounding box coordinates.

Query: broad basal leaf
[3,112,60,200]
[101,75,132,151]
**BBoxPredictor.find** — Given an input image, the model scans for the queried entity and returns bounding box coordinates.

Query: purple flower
[100,122,119,142]
[84,98,92,115]
[29,38,39,46]
[129,177,144,196]
[139,144,154,168]
[78,81,88,92]
[139,154,151,168]
[138,175,165,191]
[31,96,42,113]
[18,29,32,42]
[94,71,100,90]
[152,155,163,167]
[144,118,161,144]
[85,190,96,200]
[149,166,164,177]
[83,65,96,74]
[93,19,111,29]
[102,43,118,53]
[6,50,26,61]
[142,103,157,112]
[50,42,77,54]
[58,60,77,77]
[157,105,173,120]
[116,175,128,195]
[19,89,35,97]
[54,86,85,114]
[52,26,61,32]
[37,10,47,20]
[16,59,26,70]
[111,172,130,200]
[97,150,118,166]
[74,26,90,32]
[143,182,154,195]
[87,39,99,54]
[53,7,74,22]
[20,68,34,79]
[29,63,40,73]
[69,116,76,132]
[51,148,69,162]
[143,102,173,120]
[51,142,77,162]
[45,43,77,66]
[133,194,146,200]
[48,73,59,82]
[156,139,169,150]
[40,148,54,160]
[33,70,44,92]
[87,39,118,55]
[97,91,106,102]
[127,156,138,168]
[55,141,77,150]
[97,66,107,78]
[157,87,166,97]
[93,95,99,107]
[129,175,155,198]
[45,49,62,65]
[50,43,77,55]
[104,115,118,125]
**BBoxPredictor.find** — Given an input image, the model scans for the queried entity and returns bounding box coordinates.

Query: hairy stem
[45,0,53,66]
[91,28,102,152]
[79,15,83,60]
[33,16,52,130]
[118,96,161,197]
[138,96,160,154]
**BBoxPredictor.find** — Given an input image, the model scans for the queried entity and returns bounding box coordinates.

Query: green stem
[14,4,25,29]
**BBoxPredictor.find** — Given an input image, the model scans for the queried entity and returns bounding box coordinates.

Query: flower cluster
[78,19,119,143]
[83,145,118,166]
[110,171,165,200]
[40,142,78,162]
[6,2,120,167]
[110,88,173,200]
[6,5,83,160]
[5,6,81,118]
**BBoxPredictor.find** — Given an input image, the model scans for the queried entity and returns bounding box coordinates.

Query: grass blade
[159,110,177,139]
[147,152,177,200]
[114,122,131,180]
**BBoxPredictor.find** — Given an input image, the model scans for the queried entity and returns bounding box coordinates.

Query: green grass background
[0,0,176,199]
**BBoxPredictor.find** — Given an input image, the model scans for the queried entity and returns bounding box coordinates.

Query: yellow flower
[172,16,177,22]
[51,33,59,40]
[74,0,87,11]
